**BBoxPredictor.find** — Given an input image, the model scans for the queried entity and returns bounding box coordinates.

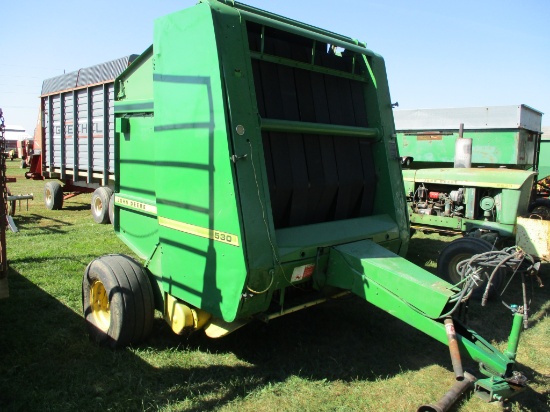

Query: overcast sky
[2,0,549,134]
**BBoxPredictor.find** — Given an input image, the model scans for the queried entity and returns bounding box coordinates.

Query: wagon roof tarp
[41,55,138,96]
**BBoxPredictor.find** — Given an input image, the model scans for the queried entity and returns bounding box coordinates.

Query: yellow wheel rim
[93,196,103,215]
[90,280,110,332]
[45,187,52,204]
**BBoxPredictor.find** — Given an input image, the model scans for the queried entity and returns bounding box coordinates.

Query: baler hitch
[417,372,477,412]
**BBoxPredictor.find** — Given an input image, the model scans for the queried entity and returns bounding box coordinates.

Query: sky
[2,0,549,135]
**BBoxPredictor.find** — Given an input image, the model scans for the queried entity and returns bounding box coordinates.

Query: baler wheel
[44,181,63,210]
[91,187,113,224]
[437,237,503,300]
[82,254,155,348]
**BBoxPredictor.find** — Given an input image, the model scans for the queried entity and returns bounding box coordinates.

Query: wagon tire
[82,254,155,349]
[528,198,550,220]
[44,181,63,210]
[437,237,503,300]
[91,187,113,224]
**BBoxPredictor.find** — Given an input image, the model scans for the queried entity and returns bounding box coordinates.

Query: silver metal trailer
[27,55,137,223]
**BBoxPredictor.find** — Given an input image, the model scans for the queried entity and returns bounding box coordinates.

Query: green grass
[0,161,549,411]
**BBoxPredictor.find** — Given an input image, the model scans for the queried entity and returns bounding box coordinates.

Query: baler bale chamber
[83,0,529,405]
[105,0,409,333]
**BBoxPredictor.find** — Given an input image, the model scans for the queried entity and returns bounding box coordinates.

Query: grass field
[0,161,549,411]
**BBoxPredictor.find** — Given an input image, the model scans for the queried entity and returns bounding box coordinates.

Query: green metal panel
[538,137,550,179]
[397,130,537,168]
[151,4,248,321]
[114,49,158,262]
[115,116,159,260]
[115,47,154,113]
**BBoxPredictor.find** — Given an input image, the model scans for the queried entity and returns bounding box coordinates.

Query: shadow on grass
[405,232,458,273]
[9,213,73,234]
[8,254,96,267]
[1,264,548,411]
[62,203,90,212]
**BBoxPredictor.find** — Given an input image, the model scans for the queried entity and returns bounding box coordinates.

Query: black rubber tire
[108,194,115,225]
[528,198,550,220]
[91,187,113,224]
[44,181,63,210]
[82,254,155,349]
[437,237,503,300]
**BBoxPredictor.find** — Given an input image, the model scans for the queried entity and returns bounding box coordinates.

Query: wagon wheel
[91,187,113,224]
[437,237,503,300]
[528,198,550,220]
[44,181,63,210]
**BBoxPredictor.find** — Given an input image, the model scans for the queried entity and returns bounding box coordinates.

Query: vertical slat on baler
[290,42,330,224]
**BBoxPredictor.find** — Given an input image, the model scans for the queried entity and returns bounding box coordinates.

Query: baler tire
[528,198,550,220]
[82,254,155,349]
[437,237,503,300]
[91,187,113,224]
[108,194,115,225]
[44,181,63,210]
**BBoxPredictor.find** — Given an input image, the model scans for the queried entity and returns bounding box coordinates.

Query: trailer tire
[108,194,115,225]
[528,198,550,220]
[44,181,63,210]
[437,237,503,300]
[91,187,113,224]
[82,254,155,349]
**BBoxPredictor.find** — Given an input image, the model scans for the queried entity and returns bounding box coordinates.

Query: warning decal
[290,264,315,282]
